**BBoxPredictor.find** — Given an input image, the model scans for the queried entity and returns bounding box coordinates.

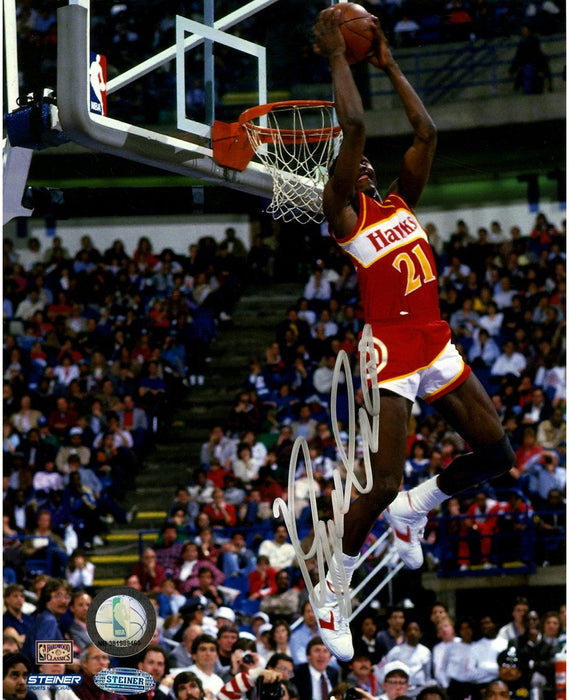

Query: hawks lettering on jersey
[331,192,441,322]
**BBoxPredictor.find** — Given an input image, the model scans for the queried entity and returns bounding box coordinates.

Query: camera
[259,681,285,699]
[242,653,255,665]
[344,688,361,700]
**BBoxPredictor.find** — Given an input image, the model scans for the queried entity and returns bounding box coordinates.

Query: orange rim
[239,100,341,145]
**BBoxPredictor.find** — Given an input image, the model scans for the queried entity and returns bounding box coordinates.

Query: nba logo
[112,597,128,638]
[89,52,107,115]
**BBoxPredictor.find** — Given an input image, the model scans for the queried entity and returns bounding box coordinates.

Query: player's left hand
[367,18,393,70]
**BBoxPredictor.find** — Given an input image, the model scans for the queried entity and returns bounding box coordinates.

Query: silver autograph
[273,323,380,619]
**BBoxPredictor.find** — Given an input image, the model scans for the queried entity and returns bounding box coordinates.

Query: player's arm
[313,7,363,235]
[368,21,437,208]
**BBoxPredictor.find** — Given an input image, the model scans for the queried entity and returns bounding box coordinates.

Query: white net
[242,102,341,224]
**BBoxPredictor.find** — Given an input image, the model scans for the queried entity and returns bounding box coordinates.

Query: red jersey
[331,192,441,323]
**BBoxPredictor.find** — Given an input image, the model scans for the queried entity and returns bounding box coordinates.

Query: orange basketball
[338,3,376,65]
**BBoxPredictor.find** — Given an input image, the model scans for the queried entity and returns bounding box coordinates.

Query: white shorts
[376,340,471,404]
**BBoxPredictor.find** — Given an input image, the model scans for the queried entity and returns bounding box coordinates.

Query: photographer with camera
[217,646,283,700]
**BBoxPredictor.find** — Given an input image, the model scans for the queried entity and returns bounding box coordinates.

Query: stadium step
[89,281,301,587]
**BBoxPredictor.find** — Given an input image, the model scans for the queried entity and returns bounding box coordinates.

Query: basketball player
[311,8,514,661]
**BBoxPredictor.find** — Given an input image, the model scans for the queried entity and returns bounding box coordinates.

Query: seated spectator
[186,633,224,695]
[457,491,501,570]
[497,596,530,642]
[226,391,261,438]
[345,651,379,695]
[116,394,149,457]
[536,407,566,449]
[200,425,235,470]
[48,397,79,438]
[188,565,225,607]
[131,547,167,593]
[526,451,566,507]
[258,524,296,571]
[432,618,461,688]
[303,268,332,311]
[9,395,43,436]
[514,427,544,473]
[490,340,528,379]
[259,569,300,621]
[169,624,201,669]
[3,584,32,647]
[196,526,221,565]
[68,590,92,652]
[521,388,552,427]
[383,620,433,693]
[232,443,261,487]
[220,531,256,579]
[22,578,72,662]
[535,488,566,566]
[3,652,35,700]
[293,636,338,699]
[22,510,68,576]
[65,549,95,591]
[376,607,406,659]
[55,427,91,473]
[156,577,186,619]
[153,522,184,577]
[470,616,508,689]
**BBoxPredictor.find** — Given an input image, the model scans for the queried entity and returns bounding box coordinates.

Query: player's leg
[342,390,412,555]
[313,391,411,661]
[386,373,514,569]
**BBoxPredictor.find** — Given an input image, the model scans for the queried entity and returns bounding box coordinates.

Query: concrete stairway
[91,281,302,587]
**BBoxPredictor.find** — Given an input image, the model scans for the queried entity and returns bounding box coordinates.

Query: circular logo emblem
[86,586,156,657]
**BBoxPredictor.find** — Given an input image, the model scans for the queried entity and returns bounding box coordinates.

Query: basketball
[337,3,376,65]
[94,594,147,644]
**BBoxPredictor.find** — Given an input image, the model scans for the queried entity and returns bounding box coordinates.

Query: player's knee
[474,435,515,479]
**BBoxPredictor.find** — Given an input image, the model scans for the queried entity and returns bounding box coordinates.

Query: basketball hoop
[212,100,341,224]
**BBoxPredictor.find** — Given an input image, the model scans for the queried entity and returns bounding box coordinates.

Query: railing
[370,35,566,105]
[430,497,566,578]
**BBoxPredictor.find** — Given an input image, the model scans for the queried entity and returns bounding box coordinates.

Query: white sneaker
[384,491,427,570]
[312,580,354,662]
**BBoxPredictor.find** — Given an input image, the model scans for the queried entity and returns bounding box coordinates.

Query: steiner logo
[94,668,155,695]
[28,675,82,687]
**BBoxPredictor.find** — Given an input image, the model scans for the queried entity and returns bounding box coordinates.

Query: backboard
[55,0,278,198]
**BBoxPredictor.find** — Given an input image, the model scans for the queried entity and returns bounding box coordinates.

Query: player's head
[329,155,380,201]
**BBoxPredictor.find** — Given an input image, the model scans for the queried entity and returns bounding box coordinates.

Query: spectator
[131,548,167,593]
[490,340,528,379]
[135,644,171,700]
[293,636,338,700]
[153,522,184,577]
[170,624,198,669]
[65,549,95,590]
[526,451,566,507]
[3,652,35,700]
[188,566,224,607]
[458,491,501,569]
[353,614,381,665]
[248,554,277,601]
[200,425,235,470]
[68,590,92,652]
[186,634,224,696]
[432,617,461,688]
[470,616,508,688]
[376,607,406,659]
[2,585,32,647]
[203,488,237,529]
[22,578,72,663]
[521,388,551,426]
[377,661,411,700]
[303,268,332,311]
[508,25,552,95]
[382,620,432,692]
[259,569,300,620]
[258,524,295,571]
[536,407,566,449]
[220,531,256,579]
[173,671,205,700]
[497,597,530,641]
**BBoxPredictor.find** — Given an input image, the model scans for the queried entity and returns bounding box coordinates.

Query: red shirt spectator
[203,488,237,528]
[131,548,166,593]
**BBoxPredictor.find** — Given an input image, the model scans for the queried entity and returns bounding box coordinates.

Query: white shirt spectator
[185,664,224,695]
[258,539,296,571]
[382,641,432,689]
[490,347,527,377]
[432,637,461,688]
[470,636,507,683]
[304,271,332,303]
